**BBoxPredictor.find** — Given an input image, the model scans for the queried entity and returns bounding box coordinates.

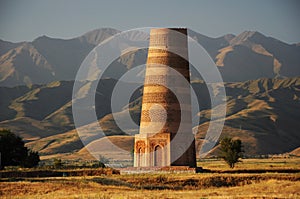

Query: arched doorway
[154,145,163,166]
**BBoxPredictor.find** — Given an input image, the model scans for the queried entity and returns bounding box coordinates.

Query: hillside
[196,77,300,155]
[0,28,119,87]
[0,78,139,141]
[216,31,300,81]
[1,77,298,160]
[290,147,300,156]
[93,77,300,157]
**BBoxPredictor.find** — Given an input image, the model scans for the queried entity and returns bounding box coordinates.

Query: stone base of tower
[134,133,171,167]
[134,133,196,168]
[120,166,203,174]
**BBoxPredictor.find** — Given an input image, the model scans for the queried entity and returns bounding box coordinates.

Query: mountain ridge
[1,28,299,86]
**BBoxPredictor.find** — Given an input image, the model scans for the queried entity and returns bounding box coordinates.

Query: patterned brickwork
[134,28,196,168]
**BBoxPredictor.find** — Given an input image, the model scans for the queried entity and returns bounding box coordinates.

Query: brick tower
[134,28,196,168]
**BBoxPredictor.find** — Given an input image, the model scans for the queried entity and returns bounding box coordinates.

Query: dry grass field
[198,157,300,170]
[0,158,299,199]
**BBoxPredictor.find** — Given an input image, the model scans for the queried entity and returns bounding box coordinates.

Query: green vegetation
[99,155,109,164]
[53,158,63,169]
[219,137,243,168]
[0,129,40,169]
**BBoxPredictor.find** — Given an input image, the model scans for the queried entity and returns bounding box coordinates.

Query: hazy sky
[0,0,299,43]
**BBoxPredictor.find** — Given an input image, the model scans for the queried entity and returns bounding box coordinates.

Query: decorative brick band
[134,28,196,168]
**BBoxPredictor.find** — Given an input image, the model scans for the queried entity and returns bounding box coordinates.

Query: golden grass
[1,178,299,199]
[1,158,299,198]
[198,157,300,171]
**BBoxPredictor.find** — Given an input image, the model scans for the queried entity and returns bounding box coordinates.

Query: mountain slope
[0,43,56,86]
[0,78,137,141]
[10,77,299,158]
[31,28,120,81]
[0,85,32,121]
[188,29,235,58]
[0,39,22,57]
[196,77,300,155]
[216,31,300,81]
[0,28,119,86]
[1,29,300,86]
[78,28,120,45]
[96,77,300,156]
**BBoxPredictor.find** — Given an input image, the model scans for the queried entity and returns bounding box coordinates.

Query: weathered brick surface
[134,28,196,168]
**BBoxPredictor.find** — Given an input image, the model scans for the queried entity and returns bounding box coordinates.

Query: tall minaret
[134,28,196,167]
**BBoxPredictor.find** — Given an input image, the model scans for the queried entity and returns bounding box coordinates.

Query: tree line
[0,129,243,169]
[0,129,40,169]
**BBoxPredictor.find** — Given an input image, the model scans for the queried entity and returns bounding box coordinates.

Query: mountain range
[1,28,300,87]
[0,28,299,161]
